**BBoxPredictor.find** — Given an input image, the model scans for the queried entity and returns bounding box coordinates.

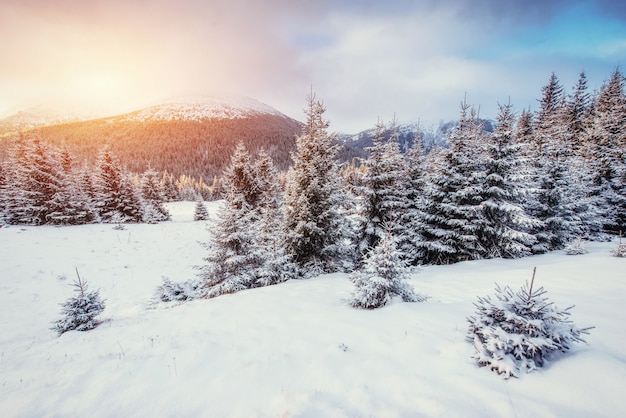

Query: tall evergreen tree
[534,72,565,156]
[398,127,428,265]
[22,137,64,225]
[94,148,144,223]
[283,91,350,274]
[196,144,262,297]
[527,73,584,251]
[141,169,171,223]
[253,150,297,286]
[583,67,626,234]
[566,71,592,153]
[479,102,537,258]
[355,119,407,259]
[47,158,97,225]
[418,100,486,264]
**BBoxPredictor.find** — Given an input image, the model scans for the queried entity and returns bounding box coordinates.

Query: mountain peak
[122,95,284,122]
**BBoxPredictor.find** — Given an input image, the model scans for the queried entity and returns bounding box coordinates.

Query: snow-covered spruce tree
[284,91,351,275]
[582,68,626,236]
[350,230,427,309]
[525,73,587,252]
[46,147,97,225]
[479,101,537,258]
[196,144,261,297]
[398,128,429,265]
[160,171,180,202]
[52,269,106,335]
[355,118,407,261]
[566,71,593,154]
[140,168,171,223]
[193,200,210,221]
[417,99,486,264]
[94,147,144,223]
[467,268,592,378]
[9,136,66,225]
[253,150,298,286]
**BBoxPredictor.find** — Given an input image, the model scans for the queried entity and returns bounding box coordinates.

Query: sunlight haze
[1,0,625,132]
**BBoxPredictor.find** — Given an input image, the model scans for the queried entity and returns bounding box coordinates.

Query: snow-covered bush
[155,278,198,303]
[193,200,210,221]
[52,270,106,335]
[611,232,626,257]
[467,268,592,378]
[564,237,587,255]
[350,233,428,309]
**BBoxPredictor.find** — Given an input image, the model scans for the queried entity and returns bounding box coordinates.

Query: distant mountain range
[0,96,495,181]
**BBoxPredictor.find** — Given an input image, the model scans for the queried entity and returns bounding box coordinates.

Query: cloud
[0,0,624,131]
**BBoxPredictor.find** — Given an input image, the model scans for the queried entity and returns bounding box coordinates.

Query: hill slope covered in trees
[0,97,303,183]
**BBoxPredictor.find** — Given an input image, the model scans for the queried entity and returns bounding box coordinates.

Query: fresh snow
[1,201,624,417]
[123,96,285,122]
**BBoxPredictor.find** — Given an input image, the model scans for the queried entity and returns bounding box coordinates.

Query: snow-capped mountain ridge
[122,96,285,122]
[0,96,290,136]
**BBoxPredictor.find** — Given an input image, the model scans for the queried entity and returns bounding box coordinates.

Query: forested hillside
[0,110,302,183]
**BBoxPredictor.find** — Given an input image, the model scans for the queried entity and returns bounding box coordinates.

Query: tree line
[181,68,625,301]
[0,137,170,225]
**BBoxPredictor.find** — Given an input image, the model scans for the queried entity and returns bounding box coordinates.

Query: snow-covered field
[1,202,624,417]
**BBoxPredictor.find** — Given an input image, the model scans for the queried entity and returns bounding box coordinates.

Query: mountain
[337,119,496,163]
[0,96,302,183]
[0,105,97,136]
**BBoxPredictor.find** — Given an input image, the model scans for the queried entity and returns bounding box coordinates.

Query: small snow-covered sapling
[52,268,106,336]
[467,267,592,378]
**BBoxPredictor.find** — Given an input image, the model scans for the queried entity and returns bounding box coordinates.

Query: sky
[0,0,625,133]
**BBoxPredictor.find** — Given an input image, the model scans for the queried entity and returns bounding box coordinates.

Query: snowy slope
[0,106,92,135]
[0,201,624,417]
[122,96,285,122]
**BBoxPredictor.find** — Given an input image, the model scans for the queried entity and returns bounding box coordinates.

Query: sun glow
[72,71,131,102]
[41,69,143,117]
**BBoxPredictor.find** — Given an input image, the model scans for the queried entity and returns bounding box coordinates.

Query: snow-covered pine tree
[1,136,39,224]
[94,148,144,223]
[46,146,97,225]
[533,73,565,156]
[566,71,593,154]
[196,143,263,298]
[160,171,179,202]
[141,169,171,223]
[284,91,351,274]
[526,73,584,252]
[417,99,486,264]
[52,269,106,335]
[350,230,427,309]
[479,101,537,258]
[22,137,69,225]
[253,150,298,286]
[515,108,534,145]
[467,268,592,378]
[582,68,626,235]
[398,127,429,265]
[193,200,210,221]
[560,72,607,241]
[355,118,407,260]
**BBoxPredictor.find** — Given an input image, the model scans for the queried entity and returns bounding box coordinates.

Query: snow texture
[0,201,625,417]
